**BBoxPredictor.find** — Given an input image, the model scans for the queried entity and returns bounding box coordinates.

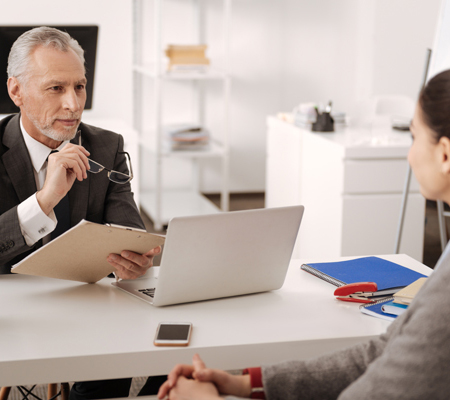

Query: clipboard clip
[105,223,147,233]
[334,282,378,303]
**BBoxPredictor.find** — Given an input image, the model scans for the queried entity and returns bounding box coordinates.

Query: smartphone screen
[154,322,192,346]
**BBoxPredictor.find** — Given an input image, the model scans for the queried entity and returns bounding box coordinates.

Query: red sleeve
[243,367,265,399]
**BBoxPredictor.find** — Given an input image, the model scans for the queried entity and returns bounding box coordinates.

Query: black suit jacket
[0,114,145,273]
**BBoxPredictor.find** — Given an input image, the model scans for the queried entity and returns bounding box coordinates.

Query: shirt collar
[20,117,69,173]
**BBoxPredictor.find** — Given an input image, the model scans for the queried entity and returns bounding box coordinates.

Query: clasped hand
[157,354,252,400]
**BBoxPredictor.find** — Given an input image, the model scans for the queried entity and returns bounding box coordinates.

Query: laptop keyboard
[138,288,156,298]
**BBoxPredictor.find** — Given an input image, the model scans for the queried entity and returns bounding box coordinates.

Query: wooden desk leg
[61,383,70,400]
[0,387,11,400]
[48,384,57,400]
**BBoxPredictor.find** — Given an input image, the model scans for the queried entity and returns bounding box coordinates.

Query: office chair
[0,383,70,400]
[437,201,450,251]
[395,48,432,255]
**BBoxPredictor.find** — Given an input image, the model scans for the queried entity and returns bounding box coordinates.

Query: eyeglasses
[75,130,133,184]
[88,151,134,184]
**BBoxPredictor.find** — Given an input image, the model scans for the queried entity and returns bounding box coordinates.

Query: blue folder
[301,256,427,296]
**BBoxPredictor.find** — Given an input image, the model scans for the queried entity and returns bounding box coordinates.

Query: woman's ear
[7,77,24,107]
[439,136,450,175]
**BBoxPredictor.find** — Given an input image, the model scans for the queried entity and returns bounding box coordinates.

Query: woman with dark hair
[157,69,450,400]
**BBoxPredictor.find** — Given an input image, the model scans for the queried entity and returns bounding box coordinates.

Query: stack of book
[291,102,315,129]
[300,256,429,322]
[381,277,427,316]
[165,125,210,151]
[165,44,210,72]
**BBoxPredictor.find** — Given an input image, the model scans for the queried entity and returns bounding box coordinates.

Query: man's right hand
[157,354,252,399]
[36,144,90,215]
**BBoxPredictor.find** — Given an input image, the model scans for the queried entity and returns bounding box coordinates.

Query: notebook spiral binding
[300,264,346,287]
[359,296,394,309]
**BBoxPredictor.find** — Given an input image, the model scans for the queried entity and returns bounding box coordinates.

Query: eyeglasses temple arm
[123,151,133,178]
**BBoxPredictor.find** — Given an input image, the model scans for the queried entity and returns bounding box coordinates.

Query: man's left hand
[107,246,161,280]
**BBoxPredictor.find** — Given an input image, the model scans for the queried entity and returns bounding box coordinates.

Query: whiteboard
[428,0,450,80]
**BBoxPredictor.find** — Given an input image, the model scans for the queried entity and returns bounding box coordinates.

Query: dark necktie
[48,150,71,240]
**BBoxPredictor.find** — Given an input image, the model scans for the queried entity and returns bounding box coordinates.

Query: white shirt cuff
[17,194,57,246]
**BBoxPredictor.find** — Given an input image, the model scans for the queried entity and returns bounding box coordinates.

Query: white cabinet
[266,116,425,262]
[132,0,231,230]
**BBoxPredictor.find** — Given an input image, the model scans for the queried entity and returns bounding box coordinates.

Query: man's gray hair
[7,26,85,82]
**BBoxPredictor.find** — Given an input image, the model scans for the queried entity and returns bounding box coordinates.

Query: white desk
[0,254,431,387]
[266,117,426,261]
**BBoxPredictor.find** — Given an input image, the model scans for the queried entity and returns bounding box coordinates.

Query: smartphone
[153,322,192,347]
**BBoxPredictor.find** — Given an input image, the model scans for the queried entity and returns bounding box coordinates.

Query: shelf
[140,138,227,158]
[140,189,221,228]
[133,0,231,229]
[133,64,228,80]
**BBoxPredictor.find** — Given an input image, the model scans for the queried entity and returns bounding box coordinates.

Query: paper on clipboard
[11,220,166,284]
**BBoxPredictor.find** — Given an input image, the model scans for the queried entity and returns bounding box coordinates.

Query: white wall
[280,0,441,117]
[1,0,442,194]
[203,0,441,192]
[280,0,361,114]
[371,0,441,97]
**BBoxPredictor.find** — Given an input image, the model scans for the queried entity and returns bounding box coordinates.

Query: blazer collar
[2,114,37,202]
[2,116,92,226]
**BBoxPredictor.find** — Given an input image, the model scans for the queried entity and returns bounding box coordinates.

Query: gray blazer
[0,114,145,274]
[224,249,450,400]
[225,249,450,400]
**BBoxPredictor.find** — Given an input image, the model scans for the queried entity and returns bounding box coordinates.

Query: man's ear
[7,77,24,107]
[439,136,450,175]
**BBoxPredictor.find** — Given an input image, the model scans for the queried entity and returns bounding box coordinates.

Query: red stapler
[334,282,378,303]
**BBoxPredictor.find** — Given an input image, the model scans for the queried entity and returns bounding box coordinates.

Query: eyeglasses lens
[88,159,104,173]
[109,171,132,184]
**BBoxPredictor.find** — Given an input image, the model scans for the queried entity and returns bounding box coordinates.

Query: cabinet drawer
[343,159,420,194]
[341,193,425,261]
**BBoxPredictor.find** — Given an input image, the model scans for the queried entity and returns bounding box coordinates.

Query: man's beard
[26,109,81,142]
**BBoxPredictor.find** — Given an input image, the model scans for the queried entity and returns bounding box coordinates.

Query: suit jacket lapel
[2,115,37,202]
[2,117,91,227]
[69,126,90,226]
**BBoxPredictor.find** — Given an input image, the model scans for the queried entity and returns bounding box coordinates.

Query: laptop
[112,205,304,306]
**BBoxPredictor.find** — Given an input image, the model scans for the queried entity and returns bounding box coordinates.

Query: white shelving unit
[132,0,231,230]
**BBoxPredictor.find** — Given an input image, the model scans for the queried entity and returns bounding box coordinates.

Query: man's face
[15,45,87,146]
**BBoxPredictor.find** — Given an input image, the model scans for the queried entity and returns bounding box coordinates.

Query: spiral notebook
[301,256,427,296]
[380,299,408,316]
[360,297,396,321]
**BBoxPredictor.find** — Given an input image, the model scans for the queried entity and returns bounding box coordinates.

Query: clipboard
[11,220,166,283]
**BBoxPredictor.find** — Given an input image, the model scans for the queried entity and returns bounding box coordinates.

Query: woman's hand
[158,354,252,399]
[167,376,220,400]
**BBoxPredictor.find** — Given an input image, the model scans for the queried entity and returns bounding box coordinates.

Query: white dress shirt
[16,118,69,246]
